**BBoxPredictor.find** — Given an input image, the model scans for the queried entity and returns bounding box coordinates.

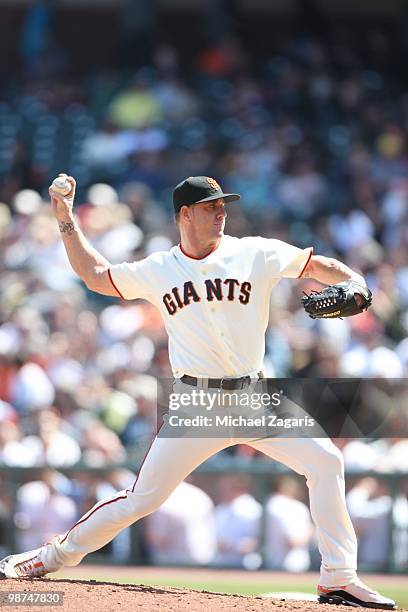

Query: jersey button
[211,308,215,313]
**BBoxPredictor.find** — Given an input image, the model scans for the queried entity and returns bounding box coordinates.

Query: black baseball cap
[173,176,241,213]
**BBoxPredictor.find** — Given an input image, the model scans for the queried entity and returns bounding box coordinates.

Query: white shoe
[318,578,397,609]
[0,549,50,579]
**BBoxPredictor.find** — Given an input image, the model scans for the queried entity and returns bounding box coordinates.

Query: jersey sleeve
[262,239,313,279]
[108,259,155,301]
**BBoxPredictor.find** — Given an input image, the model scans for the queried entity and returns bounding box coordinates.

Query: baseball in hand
[51,174,71,196]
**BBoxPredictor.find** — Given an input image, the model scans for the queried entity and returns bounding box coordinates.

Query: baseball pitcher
[0,176,394,610]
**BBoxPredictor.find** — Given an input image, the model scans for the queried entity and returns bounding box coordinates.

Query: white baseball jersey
[109,235,312,377]
[29,228,359,590]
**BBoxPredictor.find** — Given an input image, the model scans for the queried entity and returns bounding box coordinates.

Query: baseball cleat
[317,579,397,609]
[0,549,49,579]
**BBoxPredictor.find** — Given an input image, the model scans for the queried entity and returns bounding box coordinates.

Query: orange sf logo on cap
[206,177,220,191]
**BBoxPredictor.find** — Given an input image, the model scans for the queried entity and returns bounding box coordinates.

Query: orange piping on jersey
[298,247,314,278]
[179,242,220,260]
[108,268,126,299]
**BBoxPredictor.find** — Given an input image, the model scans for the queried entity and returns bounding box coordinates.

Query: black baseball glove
[301,280,372,319]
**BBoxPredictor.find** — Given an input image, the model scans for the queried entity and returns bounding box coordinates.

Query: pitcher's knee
[304,443,344,480]
[127,489,166,519]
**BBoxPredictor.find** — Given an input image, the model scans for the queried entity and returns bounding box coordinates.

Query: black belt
[180,372,263,390]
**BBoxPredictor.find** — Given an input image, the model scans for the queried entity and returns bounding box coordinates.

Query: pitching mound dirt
[0,577,381,612]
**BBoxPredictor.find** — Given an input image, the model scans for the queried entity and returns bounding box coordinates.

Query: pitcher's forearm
[304,255,365,286]
[56,212,110,284]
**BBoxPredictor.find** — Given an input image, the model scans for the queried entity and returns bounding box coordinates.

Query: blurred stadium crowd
[0,467,407,572]
[1,4,408,570]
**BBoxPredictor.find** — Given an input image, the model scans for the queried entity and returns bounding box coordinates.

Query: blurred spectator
[338,438,388,472]
[21,407,82,467]
[0,417,39,467]
[153,76,199,124]
[377,439,408,473]
[81,418,126,467]
[393,478,408,570]
[118,375,157,447]
[264,476,313,571]
[277,157,327,220]
[80,121,167,177]
[145,480,216,565]
[20,1,68,77]
[10,361,55,413]
[346,477,392,570]
[107,76,162,130]
[212,474,262,569]
[14,470,77,552]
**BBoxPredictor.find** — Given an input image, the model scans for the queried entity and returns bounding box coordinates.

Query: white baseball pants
[43,386,358,587]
